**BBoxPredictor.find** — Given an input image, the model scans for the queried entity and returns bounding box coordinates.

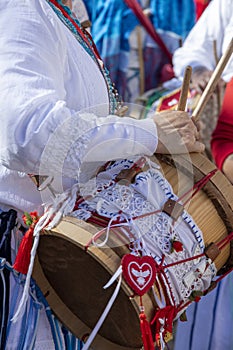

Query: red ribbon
[140,312,155,350]
[123,0,173,64]
[13,211,40,274]
[151,305,177,340]
[48,0,101,60]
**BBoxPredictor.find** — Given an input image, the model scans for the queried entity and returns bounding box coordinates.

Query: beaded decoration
[46,0,123,114]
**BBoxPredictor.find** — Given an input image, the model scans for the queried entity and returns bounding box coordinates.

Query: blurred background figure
[173,0,232,90]
[72,0,90,28]
[211,77,233,184]
[172,0,233,348]
[83,0,200,102]
[173,0,233,157]
[174,77,233,350]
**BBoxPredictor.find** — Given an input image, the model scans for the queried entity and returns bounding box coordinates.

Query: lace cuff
[40,112,158,180]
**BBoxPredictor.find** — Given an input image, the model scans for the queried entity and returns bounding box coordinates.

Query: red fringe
[140,312,154,350]
[13,227,34,274]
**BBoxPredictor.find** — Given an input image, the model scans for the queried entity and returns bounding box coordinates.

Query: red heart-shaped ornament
[122,254,157,296]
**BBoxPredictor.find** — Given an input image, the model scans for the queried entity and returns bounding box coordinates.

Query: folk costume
[0,1,218,350]
[0,0,157,348]
[173,0,233,83]
[211,77,233,170]
[84,0,196,102]
[174,77,233,350]
[72,0,90,27]
[173,1,233,349]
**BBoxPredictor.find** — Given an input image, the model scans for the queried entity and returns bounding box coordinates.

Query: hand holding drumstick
[153,65,205,154]
[153,37,233,155]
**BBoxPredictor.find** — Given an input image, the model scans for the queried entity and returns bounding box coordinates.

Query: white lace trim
[75,158,216,308]
[39,112,99,179]
[24,157,217,322]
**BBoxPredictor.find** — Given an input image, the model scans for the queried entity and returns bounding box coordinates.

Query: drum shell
[33,153,233,349]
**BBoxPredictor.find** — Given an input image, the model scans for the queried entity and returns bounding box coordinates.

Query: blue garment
[174,274,233,350]
[84,0,140,98]
[83,0,195,101]
[0,207,83,350]
[3,267,85,350]
[150,0,195,39]
[0,209,17,349]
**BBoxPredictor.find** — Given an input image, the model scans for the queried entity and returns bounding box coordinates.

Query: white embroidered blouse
[0,0,158,214]
[173,0,233,82]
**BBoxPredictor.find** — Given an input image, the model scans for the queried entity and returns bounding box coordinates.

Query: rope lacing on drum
[80,167,233,350]
[84,169,218,249]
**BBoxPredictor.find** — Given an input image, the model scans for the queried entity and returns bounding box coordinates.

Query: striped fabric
[0,208,84,350]
[174,275,233,350]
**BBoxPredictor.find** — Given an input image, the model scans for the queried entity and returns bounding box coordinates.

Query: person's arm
[211,78,233,184]
[190,66,226,94]
[0,2,203,181]
[0,3,157,178]
[81,110,204,161]
[173,0,233,82]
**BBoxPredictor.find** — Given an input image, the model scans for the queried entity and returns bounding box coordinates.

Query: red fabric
[211,78,233,170]
[140,312,155,350]
[121,254,157,296]
[13,227,34,274]
[160,63,175,84]
[123,0,173,64]
[195,0,210,21]
[151,306,177,335]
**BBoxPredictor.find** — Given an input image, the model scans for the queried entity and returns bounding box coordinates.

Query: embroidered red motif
[122,254,156,296]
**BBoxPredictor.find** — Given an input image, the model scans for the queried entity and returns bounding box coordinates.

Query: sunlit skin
[222,154,233,184]
[59,1,204,156]
[153,110,204,154]
[62,0,72,10]
[190,66,226,95]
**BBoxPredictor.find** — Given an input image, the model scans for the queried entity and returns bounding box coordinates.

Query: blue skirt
[0,209,84,350]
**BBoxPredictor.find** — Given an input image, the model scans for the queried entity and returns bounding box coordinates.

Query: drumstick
[177,65,192,111]
[213,39,222,116]
[192,38,233,122]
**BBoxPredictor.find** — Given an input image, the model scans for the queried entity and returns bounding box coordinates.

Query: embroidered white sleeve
[173,0,233,81]
[0,0,158,179]
[42,112,158,179]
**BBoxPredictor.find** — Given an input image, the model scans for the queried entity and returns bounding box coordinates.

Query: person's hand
[190,66,226,94]
[190,67,212,93]
[153,110,205,154]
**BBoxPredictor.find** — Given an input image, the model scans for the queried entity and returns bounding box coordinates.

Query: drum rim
[33,217,155,349]
[33,152,233,348]
[156,152,233,272]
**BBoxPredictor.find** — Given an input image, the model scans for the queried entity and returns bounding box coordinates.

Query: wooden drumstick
[192,38,233,122]
[177,65,192,111]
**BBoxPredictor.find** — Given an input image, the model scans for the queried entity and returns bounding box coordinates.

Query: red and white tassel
[13,226,34,274]
[139,311,154,350]
[13,211,40,275]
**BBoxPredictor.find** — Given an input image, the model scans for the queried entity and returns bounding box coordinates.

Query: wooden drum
[33,153,233,350]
